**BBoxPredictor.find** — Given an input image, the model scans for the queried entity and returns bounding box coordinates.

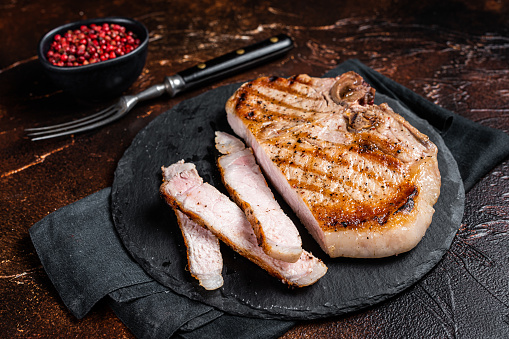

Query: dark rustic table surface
[1,0,508,338]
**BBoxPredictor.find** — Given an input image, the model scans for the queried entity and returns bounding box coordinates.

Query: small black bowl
[38,17,148,101]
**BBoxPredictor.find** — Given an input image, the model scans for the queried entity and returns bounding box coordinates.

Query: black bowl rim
[38,16,149,73]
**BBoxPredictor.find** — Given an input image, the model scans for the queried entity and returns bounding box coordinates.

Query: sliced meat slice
[160,160,327,287]
[173,209,223,290]
[215,131,303,263]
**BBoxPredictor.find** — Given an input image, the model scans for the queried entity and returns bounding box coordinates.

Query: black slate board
[111,81,464,320]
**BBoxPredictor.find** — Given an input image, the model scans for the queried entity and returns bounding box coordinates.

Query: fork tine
[29,104,130,141]
[26,105,119,137]
[26,93,139,141]
[25,103,119,132]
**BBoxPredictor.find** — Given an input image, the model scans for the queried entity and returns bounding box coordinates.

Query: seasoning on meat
[160,160,327,287]
[215,131,303,263]
[225,72,441,258]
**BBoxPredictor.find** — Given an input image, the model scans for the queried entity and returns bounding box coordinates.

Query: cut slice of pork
[215,131,303,263]
[160,160,327,287]
[173,210,223,290]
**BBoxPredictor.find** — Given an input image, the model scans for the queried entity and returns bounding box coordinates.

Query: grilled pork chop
[160,161,327,287]
[173,210,223,290]
[215,131,303,263]
[225,71,441,258]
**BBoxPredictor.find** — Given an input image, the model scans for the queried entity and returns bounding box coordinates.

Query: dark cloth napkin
[29,59,509,338]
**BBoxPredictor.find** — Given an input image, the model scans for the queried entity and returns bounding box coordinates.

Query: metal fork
[26,34,293,141]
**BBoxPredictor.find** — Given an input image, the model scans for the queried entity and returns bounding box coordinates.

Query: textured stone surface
[1,0,508,337]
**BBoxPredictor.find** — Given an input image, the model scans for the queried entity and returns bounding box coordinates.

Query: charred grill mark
[313,183,416,231]
[234,77,341,126]
[253,79,324,103]
[356,142,374,153]
[262,136,418,231]
[312,182,418,232]
[319,212,369,229]
[236,96,323,125]
[267,139,403,191]
[269,142,403,196]
[396,187,418,214]
[261,75,315,92]
[249,90,321,111]
[234,91,249,112]
[244,103,315,123]
[350,139,404,171]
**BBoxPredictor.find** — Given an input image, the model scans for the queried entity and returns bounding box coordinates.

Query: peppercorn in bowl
[38,17,148,101]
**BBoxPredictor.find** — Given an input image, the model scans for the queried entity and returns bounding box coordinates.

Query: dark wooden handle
[177,34,294,90]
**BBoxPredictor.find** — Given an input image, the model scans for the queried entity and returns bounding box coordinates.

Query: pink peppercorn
[46,23,141,67]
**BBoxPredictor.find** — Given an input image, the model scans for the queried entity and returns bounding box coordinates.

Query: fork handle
[164,34,294,97]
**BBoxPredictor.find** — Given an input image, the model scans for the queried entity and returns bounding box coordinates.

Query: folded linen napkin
[30,59,509,338]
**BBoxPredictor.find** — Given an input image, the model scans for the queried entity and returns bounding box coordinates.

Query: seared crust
[160,162,327,287]
[225,73,441,258]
